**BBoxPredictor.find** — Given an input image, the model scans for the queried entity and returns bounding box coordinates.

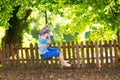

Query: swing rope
[44,0,48,27]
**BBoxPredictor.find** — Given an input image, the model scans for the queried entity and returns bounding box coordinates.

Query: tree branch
[22,9,32,21]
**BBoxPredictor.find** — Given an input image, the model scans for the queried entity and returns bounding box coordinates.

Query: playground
[0,0,120,80]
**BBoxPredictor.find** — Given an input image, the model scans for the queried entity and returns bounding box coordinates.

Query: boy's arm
[38,44,48,48]
[38,36,49,48]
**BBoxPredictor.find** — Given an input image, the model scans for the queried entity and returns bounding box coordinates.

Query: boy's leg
[47,47,71,67]
[58,54,71,67]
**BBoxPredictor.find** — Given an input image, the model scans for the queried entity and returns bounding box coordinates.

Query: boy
[38,27,71,67]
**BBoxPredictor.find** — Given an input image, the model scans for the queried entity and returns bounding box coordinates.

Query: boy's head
[40,26,53,37]
[40,27,50,36]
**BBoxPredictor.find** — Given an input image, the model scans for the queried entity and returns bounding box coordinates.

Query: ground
[0,67,120,80]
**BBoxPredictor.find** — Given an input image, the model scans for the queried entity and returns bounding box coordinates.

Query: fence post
[76,42,80,68]
[30,43,34,67]
[86,41,90,66]
[10,44,16,67]
[20,44,25,66]
[2,44,6,68]
[104,40,108,67]
[25,48,30,68]
[35,43,39,66]
[0,50,5,68]
[99,41,103,67]
[109,40,113,66]
[6,44,10,67]
[81,41,85,68]
[114,40,119,65]
[72,42,76,68]
[67,42,71,63]
[62,42,67,60]
[90,41,95,66]
[15,44,20,67]
[95,41,99,67]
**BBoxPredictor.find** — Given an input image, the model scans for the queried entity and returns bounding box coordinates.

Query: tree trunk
[2,6,32,46]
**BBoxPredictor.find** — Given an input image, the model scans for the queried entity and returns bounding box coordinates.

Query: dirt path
[0,67,120,80]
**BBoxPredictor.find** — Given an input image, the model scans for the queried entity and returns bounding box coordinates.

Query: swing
[41,0,52,60]
[42,57,52,60]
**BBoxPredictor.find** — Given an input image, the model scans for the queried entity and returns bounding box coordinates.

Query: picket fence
[0,40,120,69]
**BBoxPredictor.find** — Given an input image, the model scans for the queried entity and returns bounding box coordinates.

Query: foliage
[88,27,117,41]
[0,0,120,46]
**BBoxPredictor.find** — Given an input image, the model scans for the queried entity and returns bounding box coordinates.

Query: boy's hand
[48,32,53,37]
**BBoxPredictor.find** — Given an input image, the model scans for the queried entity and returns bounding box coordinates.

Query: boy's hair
[40,27,50,35]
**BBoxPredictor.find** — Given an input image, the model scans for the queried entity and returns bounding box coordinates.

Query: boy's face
[44,33,49,37]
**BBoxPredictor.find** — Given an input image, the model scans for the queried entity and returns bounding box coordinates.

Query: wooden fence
[0,40,120,69]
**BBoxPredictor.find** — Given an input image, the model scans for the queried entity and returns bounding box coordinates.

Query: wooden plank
[30,43,34,67]
[99,41,104,67]
[35,43,39,66]
[62,42,67,60]
[109,40,113,66]
[25,48,29,68]
[2,44,6,68]
[95,41,99,67]
[86,41,90,65]
[104,41,108,67]
[0,50,5,68]
[6,44,11,67]
[10,44,16,67]
[72,42,76,68]
[20,44,25,66]
[81,42,85,68]
[15,44,20,67]
[113,40,119,65]
[67,42,71,63]
[90,41,95,64]
[76,42,80,68]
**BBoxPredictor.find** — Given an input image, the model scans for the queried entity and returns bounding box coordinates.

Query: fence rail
[0,40,120,69]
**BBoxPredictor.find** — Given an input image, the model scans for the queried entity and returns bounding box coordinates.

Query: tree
[0,0,38,45]
[2,5,32,45]
[87,0,120,41]
[0,0,120,45]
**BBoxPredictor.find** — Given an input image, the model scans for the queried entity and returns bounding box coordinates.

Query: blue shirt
[38,35,49,55]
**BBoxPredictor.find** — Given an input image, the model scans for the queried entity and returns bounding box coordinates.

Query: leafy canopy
[0,0,120,45]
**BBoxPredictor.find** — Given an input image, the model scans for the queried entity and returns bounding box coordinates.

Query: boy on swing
[38,26,71,67]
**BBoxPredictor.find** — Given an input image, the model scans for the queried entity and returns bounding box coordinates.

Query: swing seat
[41,55,52,60]
[43,57,52,60]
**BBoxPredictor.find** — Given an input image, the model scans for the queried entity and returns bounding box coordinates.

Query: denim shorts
[41,47,60,59]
